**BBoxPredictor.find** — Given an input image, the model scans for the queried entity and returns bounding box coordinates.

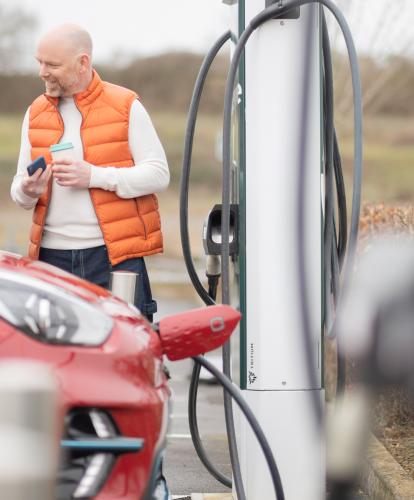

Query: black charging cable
[179,30,236,490]
[193,355,285,500]
[180,30,231,308]
[188,265,231,488]
[321,11,349,396]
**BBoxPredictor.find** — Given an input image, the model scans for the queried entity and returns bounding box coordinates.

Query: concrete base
[361,435,414,500]
[238,390,324,500]
[172,496,231,500]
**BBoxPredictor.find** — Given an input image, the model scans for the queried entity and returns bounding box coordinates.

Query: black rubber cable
[334,130,348,268]
[322,10,348,335]
[193,355,285,500]
[187,360,232,487]
[207,278,219,303]
[336,352,347,396]
[322,13,348,273]
[176,22,245,497]
[221,334,244,497]
[179,30,231,308]
[322,11,351,352]
[322,10,351,395]
[188,275,231,488]
[322,9,336,332]
[179,29,235,489]
[331,228,341,304]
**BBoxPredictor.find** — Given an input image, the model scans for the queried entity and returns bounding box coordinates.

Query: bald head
[39,24,93,59]
[36,24,94,97]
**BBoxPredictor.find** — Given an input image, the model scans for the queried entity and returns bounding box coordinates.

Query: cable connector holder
[265,0,300,18]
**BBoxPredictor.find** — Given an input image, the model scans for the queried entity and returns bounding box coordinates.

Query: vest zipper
[40,103,65,241]
[73,98,149,246]
[73,97,109,249]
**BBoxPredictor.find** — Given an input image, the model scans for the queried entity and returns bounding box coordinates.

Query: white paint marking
[167,433,192,439]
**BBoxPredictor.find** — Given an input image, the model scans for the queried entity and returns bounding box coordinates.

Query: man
[11,24,169,323]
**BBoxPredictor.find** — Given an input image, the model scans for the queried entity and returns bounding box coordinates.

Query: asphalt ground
[164,357,232,497]
[155,295,231,497]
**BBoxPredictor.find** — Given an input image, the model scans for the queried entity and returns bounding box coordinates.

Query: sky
[331,0,414,62]
[15,0,231,69]
[12,0,414,70]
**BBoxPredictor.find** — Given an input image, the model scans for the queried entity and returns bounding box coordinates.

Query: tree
[0,3,37,73]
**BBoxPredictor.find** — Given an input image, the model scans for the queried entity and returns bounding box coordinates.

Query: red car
[0,251,240,499]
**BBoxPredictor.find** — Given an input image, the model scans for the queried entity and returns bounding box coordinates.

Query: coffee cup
[49,142,75,162]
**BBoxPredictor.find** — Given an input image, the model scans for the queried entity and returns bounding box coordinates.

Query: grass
[335,113,414,204]
[0,113,23,156]
[151,110,223,188]
[0,113,24,189]
[340,139,414,203]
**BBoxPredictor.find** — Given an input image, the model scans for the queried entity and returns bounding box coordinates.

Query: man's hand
[52,159,92,188]
[21,164,52,198]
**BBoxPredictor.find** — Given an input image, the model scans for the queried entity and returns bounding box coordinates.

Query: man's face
[36,39,81,97]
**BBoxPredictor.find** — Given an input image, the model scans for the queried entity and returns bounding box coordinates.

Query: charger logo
[210,317,225,333]
[249,343,257,384]
[249,371,257,384]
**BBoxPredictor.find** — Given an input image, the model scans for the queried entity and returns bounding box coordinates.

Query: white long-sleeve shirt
[11,98,169,250]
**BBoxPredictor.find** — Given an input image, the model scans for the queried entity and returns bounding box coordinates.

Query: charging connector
[203,204,239,257]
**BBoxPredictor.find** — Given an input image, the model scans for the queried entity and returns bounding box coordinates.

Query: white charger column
[229,1,325,498]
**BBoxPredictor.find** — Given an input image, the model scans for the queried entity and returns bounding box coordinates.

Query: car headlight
[0,270,113,346]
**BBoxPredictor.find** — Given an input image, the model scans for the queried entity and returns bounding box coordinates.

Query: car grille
[57,409,117,499]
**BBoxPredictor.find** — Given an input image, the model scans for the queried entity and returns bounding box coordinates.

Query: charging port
[203,204,239,257]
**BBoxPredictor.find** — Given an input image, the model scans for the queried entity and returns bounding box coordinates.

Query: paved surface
[155,294,231,497]
[164,357,232,497]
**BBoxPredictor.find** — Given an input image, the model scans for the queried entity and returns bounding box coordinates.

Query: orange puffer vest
[27,70,163,265]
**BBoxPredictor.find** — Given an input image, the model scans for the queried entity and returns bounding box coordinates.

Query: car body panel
[0,252,170,499]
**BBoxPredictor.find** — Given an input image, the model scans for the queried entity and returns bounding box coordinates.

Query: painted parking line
[172,496,232,500]
[167,433,192,439]
[190,495,233,500]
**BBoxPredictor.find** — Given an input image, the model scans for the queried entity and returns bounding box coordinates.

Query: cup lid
[49,142,74,153]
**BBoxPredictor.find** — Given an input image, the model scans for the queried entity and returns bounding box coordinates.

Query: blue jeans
[39,246,157,322]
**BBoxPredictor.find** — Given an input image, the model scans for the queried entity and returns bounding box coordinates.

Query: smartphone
[27,156,47,177]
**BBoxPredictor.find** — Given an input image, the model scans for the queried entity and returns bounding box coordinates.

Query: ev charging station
[226,1,324,498]
[183,0,361,497]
